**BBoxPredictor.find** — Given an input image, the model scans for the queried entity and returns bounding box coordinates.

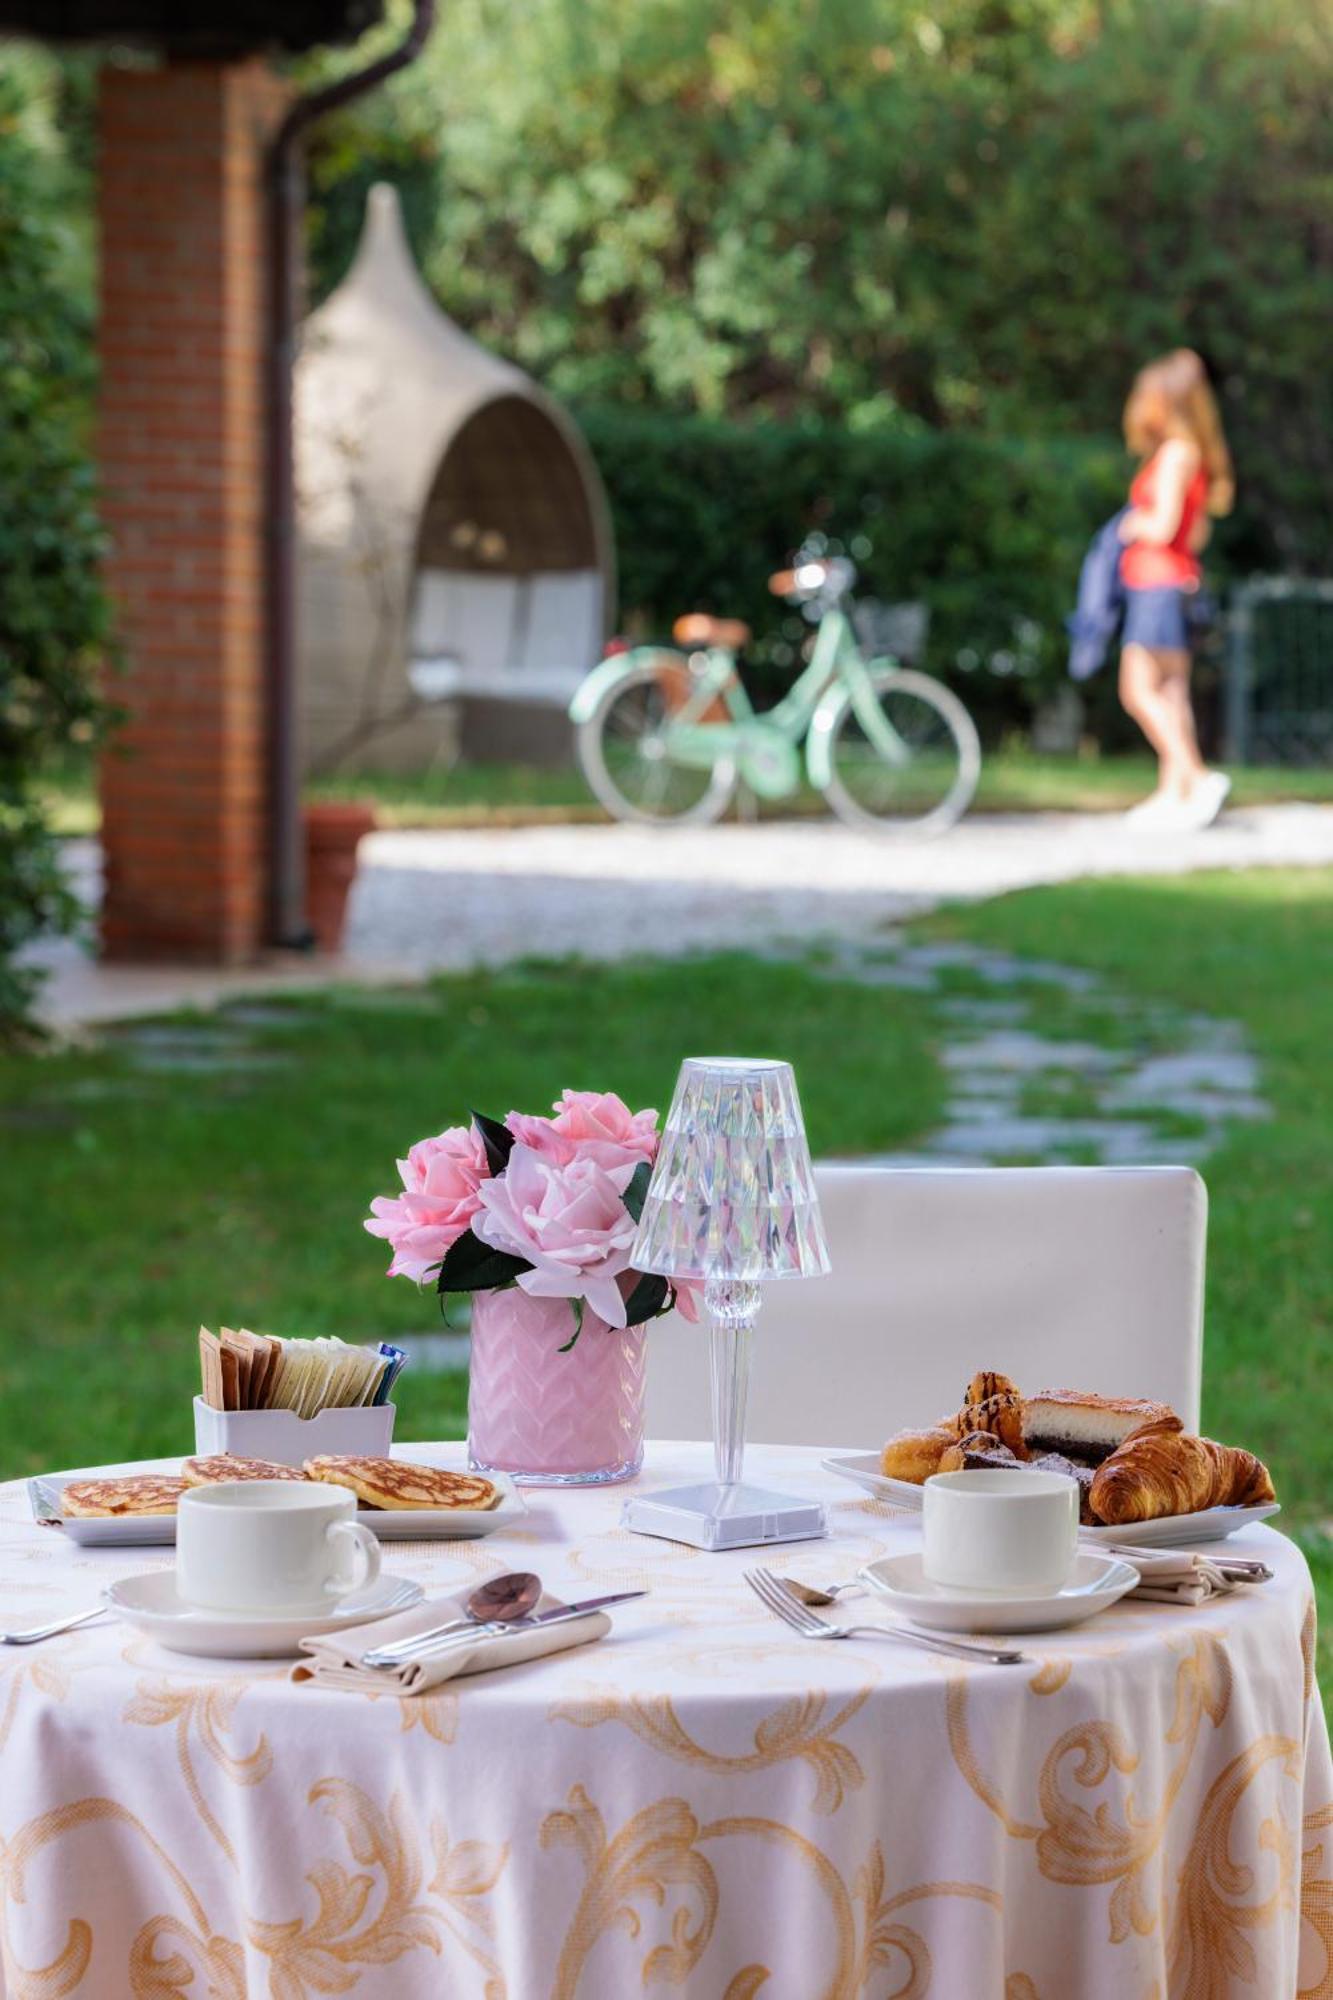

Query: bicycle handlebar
[768,556,856,607]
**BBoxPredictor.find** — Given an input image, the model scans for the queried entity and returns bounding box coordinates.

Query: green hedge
[580,407,1128,734]
[0,67,112,1041]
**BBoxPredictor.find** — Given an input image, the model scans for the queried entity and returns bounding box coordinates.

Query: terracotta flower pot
[302,802,376,954]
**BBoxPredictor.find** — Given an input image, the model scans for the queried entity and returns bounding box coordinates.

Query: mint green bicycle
[570,551,981,834]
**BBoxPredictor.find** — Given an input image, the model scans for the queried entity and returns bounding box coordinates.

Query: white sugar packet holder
[292,1591,611,1695]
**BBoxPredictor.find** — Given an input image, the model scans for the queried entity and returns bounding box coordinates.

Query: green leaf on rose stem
[622,1159,653,1224]
[556,1298,584,1353]
[622,1271,670,1327]
[472,1110,515,1178]
[436,1227,530,1293]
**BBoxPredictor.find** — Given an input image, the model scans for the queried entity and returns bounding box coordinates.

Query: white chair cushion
[515,571,603,681]
[645,1164,1206,1450]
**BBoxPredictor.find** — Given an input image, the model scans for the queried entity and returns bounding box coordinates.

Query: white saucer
[823,1452,1280,1547]
[104,1570,423,1659]
[859,1551,1139,1634]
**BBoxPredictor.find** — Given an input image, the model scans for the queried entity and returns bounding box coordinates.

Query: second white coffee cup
[922,1468,1079,1597]
[177,1480,381,1616]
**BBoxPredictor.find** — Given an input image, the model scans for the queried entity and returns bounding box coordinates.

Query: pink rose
[505,1090,659,1171]
[670,1278,702,1324]
[472,1144,640,1326]
[365,1124,490,1281]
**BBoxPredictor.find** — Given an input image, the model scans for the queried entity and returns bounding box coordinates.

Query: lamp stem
[705,1280,761,1487]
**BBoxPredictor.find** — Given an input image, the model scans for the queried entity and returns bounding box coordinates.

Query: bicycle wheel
[576,654,737,827]
[821,668,980,835]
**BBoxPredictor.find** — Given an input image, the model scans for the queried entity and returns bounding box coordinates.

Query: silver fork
[1089,1541,1273,1582]
[745,1567,1026,1667]
[2,1607,107,1646]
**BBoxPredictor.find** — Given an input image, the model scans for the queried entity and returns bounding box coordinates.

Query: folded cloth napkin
[292,1591,611,1695]
[1119,1547,1269,1607]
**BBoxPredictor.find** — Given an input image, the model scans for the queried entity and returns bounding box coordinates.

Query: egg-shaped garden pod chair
[296,183,613,773]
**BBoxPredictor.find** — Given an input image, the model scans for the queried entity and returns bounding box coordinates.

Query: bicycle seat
[673,614,751,650]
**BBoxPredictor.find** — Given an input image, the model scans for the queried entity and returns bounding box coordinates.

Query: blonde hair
[1123,349,1234,517]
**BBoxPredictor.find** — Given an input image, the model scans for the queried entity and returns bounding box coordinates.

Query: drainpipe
[264,0,437,947]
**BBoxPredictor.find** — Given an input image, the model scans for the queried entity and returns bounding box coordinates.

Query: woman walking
[1118,349,1234,828]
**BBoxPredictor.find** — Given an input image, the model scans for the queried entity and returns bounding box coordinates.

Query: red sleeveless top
[1121,449,1208,590]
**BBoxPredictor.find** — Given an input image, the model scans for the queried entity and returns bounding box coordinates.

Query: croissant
[1089,1421,1276,1524]
[1200,1438,1276,1507]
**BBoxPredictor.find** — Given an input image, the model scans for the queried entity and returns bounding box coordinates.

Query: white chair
[645,1164,1206,1449]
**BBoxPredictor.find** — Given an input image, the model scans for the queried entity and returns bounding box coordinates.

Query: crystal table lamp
[623,1056,832,1550]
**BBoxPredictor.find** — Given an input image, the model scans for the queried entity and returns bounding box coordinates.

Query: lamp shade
[632,1058,830,1284]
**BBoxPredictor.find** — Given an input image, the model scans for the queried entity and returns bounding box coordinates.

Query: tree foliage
[308,0,1333,570]
[0,63,111,1040]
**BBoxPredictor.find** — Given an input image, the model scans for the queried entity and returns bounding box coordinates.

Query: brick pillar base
[98,60,288,962]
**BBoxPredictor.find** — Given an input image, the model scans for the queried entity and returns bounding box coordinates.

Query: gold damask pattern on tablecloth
[1,1442,1331,1999]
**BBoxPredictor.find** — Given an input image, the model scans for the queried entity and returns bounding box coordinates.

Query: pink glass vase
[467,1287,646,1485]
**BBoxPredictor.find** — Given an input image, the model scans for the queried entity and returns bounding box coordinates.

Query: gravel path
[30,803,1333,1025]
[345,804,1333,972]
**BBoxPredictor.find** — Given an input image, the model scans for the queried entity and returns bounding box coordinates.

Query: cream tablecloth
[1,1442,1331,2000]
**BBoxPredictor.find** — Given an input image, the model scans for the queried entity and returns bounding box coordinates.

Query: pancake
[61,1473,187,1518]
[303,1455,500,1512]
[181,1454,308,1487]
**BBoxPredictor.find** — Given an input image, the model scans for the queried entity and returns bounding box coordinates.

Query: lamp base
[622,1480,828,1552]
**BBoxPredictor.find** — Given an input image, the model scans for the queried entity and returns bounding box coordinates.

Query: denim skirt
[1122,585,1191,652]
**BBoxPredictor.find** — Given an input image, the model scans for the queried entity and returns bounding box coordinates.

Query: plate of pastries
[824,1370,1279,1547]
[29,1452,519,1548]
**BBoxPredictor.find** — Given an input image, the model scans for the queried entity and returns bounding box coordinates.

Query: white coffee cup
[922,1468,1079,1597]
[176,1480,381,1617]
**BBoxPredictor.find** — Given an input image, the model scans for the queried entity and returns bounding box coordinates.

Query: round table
[2,1442,1331,2000]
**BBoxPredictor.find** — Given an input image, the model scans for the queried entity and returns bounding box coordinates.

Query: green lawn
[41,749,1333,835]
[0,954,940,1475]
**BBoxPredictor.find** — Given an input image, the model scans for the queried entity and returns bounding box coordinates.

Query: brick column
[98,60,288,961]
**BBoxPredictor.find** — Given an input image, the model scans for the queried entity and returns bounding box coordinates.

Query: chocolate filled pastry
[962,1370,1021,1409]
[938,1431,1022,1474]
[959,1391,1029,1461]
[1029,1449,1098,1524]
[880,1426,956,1484]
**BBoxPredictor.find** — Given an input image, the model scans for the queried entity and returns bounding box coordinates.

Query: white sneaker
[1178,771,1232,831]
[1124,793,1174,828]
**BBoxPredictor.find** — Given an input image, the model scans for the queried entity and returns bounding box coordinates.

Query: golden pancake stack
[58,1454,498,1517]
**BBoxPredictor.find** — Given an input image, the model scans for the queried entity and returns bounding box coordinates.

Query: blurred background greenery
[3,0,1330,740]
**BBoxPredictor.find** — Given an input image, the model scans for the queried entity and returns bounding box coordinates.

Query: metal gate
[1224,578,1333,765]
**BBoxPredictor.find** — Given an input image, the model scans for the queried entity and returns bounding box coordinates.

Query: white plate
[104,1569,424,1659]
[29,1462,524,1548]
[822,1453,1280,1547]
[860,1550,1139,1634]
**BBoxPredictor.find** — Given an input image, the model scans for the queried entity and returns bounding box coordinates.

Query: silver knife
[363,1590,646,1669]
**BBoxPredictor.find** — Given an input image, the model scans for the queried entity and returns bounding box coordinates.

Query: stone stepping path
[101,1018,294,1079]
[775,934,1269,1168]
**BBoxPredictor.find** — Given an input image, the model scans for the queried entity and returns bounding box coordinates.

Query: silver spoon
[361,1570,542,1668]
[2,1606,108,1646]
[781,1576,865,1609]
